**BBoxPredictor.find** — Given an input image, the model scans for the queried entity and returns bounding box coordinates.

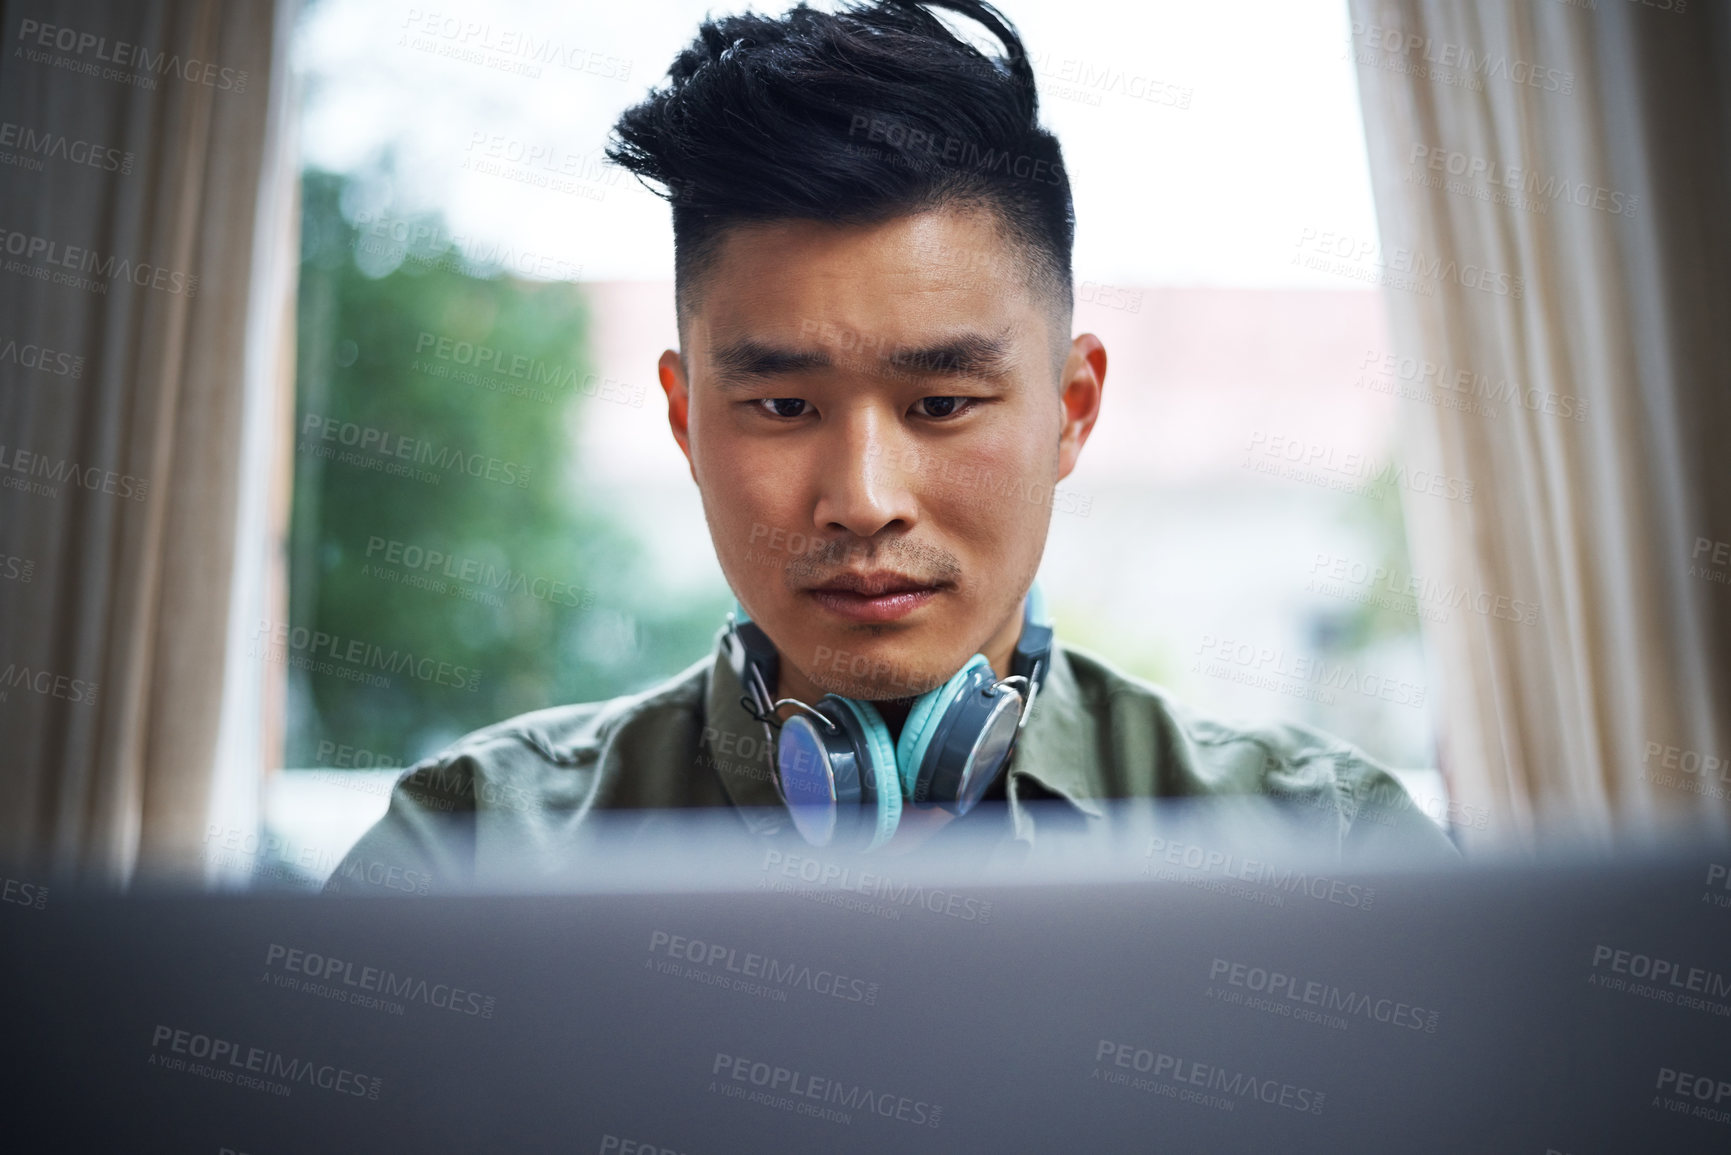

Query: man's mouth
[806,572,945,623]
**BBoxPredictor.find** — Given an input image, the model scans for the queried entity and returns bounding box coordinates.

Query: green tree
[286,169,726,768]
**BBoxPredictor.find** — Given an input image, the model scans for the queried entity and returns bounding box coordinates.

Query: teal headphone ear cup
[832,697,902,851]
[896,653,992,801]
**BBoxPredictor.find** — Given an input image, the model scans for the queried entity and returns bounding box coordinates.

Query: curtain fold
[1347,0,1731,850]
[0,0,288,884]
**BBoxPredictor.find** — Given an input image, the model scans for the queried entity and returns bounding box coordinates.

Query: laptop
[2,801,1726,1153]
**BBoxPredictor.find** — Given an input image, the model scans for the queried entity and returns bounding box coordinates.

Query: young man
[326,0,1454,894]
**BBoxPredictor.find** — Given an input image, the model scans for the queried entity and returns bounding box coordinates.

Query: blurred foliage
[286,169,727,767]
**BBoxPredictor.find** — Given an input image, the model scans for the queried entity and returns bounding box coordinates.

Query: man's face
[660,205,1101,701]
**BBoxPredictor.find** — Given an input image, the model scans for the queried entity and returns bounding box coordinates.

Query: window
[261,0,1448,886]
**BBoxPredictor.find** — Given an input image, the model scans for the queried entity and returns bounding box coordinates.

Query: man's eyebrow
[708,340,832,388]
[708,328,1016,388]
[885,330,1015,378]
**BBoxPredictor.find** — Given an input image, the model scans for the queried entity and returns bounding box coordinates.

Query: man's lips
[810,572,936,597]
[805,575,944,623]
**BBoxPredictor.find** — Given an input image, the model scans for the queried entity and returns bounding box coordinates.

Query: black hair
[607,0,1075,359]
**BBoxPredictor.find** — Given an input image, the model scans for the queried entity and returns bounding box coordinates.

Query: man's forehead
[691,298,1026,359]
[678,205,1061,379]
[701,323,1020,387]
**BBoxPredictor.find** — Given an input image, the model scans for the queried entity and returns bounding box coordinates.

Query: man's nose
[811,411,919,540]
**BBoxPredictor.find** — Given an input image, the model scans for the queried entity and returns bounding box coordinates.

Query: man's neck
[872,698,915,744]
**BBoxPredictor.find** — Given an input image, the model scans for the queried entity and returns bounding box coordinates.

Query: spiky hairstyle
[607,0,1075,348]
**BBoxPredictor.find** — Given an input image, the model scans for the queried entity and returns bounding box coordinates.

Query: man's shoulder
[1058,640,1346,763]
[1054,641,1451,837]
[394,653,711,801]
[1053,640,1459,860]
[323,655,716,894]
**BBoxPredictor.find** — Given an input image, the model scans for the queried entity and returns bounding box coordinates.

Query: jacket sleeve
[321,758,479,895]
[1337,760,1463,865]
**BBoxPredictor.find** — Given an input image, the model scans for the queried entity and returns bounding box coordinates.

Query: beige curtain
[0,0,290,885]
[1347,0,1731,850]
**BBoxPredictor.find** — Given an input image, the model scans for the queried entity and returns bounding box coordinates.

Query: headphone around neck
[723,582,1053,851]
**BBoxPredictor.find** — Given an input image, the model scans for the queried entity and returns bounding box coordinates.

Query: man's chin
[808,674,946,704]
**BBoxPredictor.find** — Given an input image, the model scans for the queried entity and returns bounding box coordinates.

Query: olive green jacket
[324,630,1457,893]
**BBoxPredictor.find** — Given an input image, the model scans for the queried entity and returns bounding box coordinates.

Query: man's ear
[1056,333,1107,482]
[659,348,697,482]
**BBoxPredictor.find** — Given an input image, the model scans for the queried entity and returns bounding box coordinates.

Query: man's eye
[756,398,810,418]
[915,396,970,419]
